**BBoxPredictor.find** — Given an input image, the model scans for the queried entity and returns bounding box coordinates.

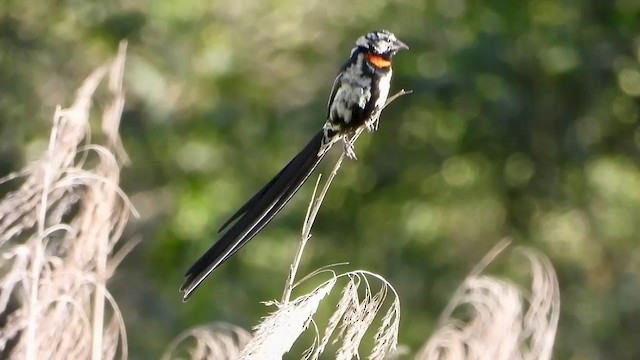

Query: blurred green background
[2,0,640,358]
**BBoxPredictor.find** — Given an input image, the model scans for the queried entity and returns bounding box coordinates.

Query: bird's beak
[394,39,409,51]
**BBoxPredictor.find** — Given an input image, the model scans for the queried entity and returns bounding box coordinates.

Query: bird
[180,30,408,301]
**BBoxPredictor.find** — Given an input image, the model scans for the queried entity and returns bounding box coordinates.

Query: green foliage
[2,0,640,358]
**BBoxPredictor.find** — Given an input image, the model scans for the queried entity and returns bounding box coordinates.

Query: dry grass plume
[0,42,137,360]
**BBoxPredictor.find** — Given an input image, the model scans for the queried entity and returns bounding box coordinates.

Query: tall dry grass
[168,217,560,360]
[0,44,560,360]
[415,240,560,360]
[0,42,136,360]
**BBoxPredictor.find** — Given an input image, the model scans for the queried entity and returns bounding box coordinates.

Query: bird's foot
[365,113,381,132]
[365,122,375,132]
[342,138,358,160]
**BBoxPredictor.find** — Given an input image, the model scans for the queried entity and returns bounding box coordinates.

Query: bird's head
[354,30,409,69]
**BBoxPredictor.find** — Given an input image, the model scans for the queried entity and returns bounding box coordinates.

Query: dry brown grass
[171,219,559,360]
[416,240,560,360]
[161,323,252,360]
[0,42,137,360]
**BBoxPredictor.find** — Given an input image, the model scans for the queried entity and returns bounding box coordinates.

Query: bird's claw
[343,139,358,160]
[365,113,381,132]
[365,121,376,132]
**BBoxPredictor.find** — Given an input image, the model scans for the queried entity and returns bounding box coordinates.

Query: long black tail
[180,130,327,301]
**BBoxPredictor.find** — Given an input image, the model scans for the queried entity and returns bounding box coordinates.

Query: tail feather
[180,130,327,301]
[217,147,304,234]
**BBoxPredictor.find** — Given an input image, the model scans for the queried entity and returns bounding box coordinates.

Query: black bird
[181,30,408,300]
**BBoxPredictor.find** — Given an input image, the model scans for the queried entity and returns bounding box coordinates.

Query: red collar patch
[367,54,391,68]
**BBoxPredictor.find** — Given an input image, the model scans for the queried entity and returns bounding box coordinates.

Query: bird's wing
[326,72,343,119]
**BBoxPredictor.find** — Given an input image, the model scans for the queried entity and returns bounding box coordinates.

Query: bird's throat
[367,54,392,68]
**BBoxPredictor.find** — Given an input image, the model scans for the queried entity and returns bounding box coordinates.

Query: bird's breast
[374,70,392,111]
